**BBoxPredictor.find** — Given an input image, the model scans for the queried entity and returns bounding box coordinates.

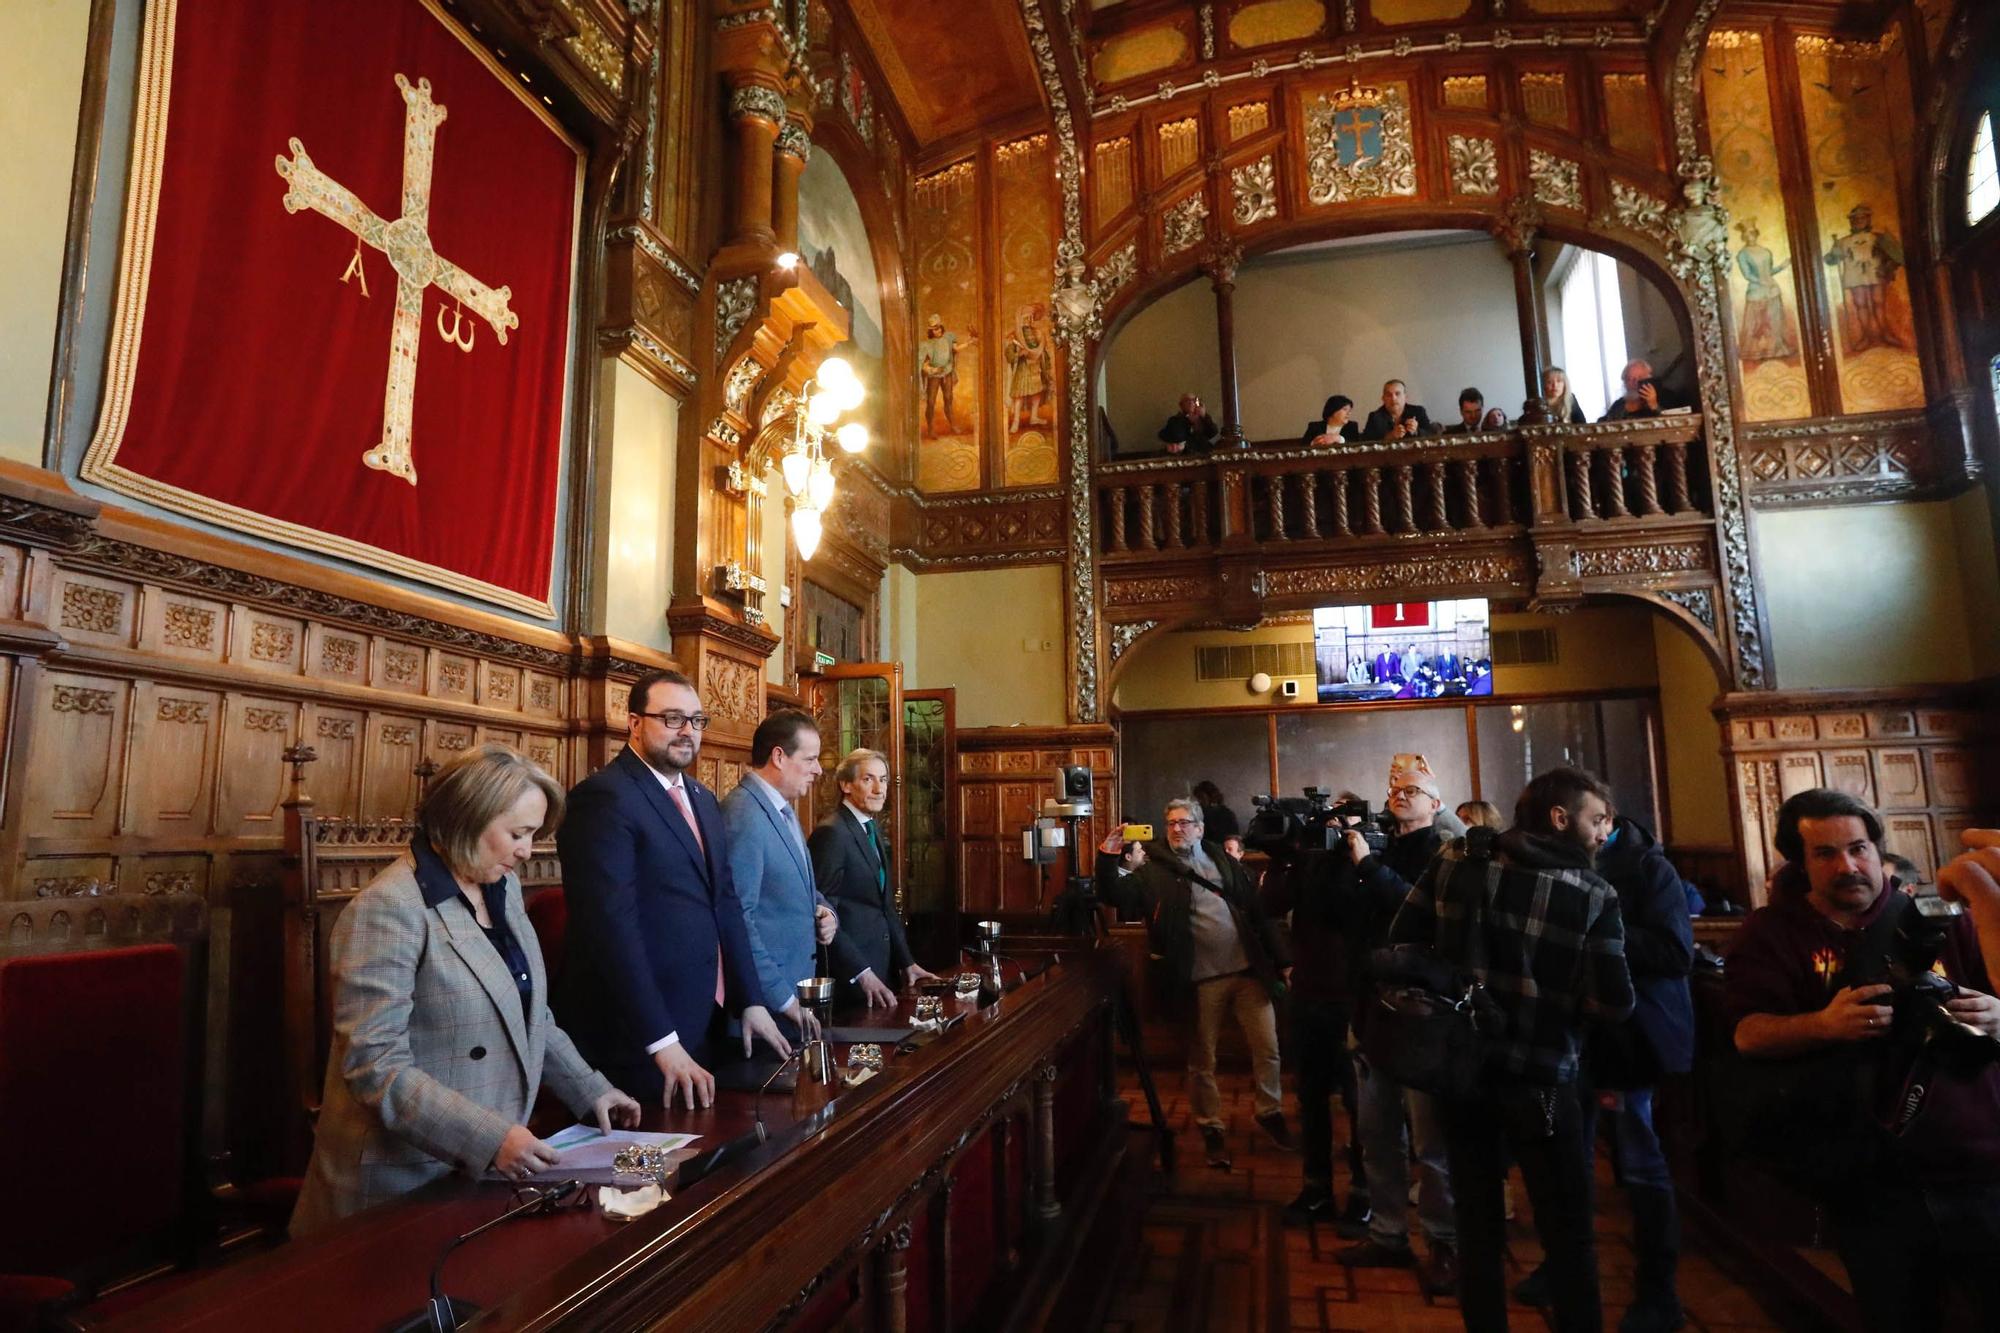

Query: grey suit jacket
[291,854,611,1238]
[720,776,831,1015]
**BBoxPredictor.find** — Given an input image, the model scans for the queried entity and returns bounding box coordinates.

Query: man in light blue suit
[721,708,839,1045]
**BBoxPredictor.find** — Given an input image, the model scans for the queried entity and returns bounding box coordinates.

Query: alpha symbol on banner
[276,73,518,485]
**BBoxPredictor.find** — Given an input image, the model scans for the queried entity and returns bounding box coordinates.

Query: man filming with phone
[1601,359,1678,421]
[1098,798,1292,1169]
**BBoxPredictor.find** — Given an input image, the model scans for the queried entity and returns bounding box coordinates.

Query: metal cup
[796,976,836,1084]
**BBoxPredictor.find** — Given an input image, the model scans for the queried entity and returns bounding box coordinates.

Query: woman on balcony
[1302,394,1361,446]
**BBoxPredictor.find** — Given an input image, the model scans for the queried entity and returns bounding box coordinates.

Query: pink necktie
[669,781,724,1007]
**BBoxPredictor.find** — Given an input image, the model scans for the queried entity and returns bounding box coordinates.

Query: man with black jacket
[1262,794,1371,1228]
[1392,767,1634,1333]
[1335,756,1458,1297]
[1517,814,1694,1332]
[1098,798,1293,1168]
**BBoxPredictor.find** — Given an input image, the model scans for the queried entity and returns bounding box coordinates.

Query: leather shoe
[1513,1265,1551,1307]
[1282,1185,1333,1226]
[1335,1239,1414,1268]
[1200,1126,1232,1170]
[1419,1243,1459,1298]
[1255,1111,1296,1150]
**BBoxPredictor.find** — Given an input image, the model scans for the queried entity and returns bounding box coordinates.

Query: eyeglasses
[637,709,710,731]
[1164,818,1201,829]
[1388,786,1432,801]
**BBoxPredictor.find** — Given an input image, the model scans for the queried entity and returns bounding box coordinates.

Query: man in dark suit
[1157,393,1219,454]
[1360,379,1433,441]
[810,748,938,1007]
[555,668,791,1110]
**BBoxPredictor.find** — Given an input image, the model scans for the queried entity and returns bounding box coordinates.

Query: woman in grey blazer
[292,745,639,1238]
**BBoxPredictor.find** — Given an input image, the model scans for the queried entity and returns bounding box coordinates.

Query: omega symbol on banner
[275,73,518,485]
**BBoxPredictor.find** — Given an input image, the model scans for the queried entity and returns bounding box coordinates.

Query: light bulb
[836,422,869,453]
[780,449,811,497]
[817,355,855,387]
[807,391,841,425]
[775,251,799,270]
[792,505,822,559]
[834,375,866,412]
[808,458,836,509]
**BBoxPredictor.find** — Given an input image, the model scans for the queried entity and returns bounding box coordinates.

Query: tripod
[1048,810,1175,1174]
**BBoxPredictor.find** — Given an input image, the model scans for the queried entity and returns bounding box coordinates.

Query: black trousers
[1444,1083,1601,1333]
[1829,1179,2000,1332]
[1293,996,1365,1194]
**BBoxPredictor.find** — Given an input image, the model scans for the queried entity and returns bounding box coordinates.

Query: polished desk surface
[98,956,1096,1331]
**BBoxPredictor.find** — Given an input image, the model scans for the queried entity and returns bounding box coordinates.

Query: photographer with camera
[1334,756,1459,1295]
[1726,791,2000,1332]
[1097,799,1293,1169]
[1261,791,1372,1229]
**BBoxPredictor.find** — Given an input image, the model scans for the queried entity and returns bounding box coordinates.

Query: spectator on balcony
[1444,388,1489,435]
[1302,394,1361,446]
[1602,360,1679,421]
[1362,380,1433,441]
[1158,393,1220,455]
[1543,366,1587,424]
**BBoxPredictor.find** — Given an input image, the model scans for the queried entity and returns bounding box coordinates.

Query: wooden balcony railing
[1094,415,1709,558]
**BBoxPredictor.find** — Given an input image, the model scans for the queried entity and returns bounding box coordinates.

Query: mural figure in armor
[1823,204,1909,355]
[1001,303,1052,433]
[1733,220,1799,364]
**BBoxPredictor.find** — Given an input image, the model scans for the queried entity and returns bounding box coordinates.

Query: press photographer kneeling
[1726,789,2000,1332]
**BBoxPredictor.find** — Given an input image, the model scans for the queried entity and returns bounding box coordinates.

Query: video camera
[1244,788,1390,860]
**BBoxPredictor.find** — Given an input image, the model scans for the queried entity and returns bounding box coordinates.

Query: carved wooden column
[874,1222,913,1333]
[725,79,786,246]
[1502,201,1548,421]
[993,1116,1019,1275]
[929,1176,956,1333]
[1203,242,1245,448]
[772,118,812,254]
[1032,1062,1061,1223]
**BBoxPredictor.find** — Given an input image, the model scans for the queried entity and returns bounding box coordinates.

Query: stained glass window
[1970,111,1999,226]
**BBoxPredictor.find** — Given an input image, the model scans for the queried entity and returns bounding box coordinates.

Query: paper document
[510,1126,701,1184]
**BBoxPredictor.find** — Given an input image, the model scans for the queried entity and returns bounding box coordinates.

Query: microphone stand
[396,1181,578,1332]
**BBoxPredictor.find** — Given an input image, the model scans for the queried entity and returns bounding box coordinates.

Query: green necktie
[867,818,887,893]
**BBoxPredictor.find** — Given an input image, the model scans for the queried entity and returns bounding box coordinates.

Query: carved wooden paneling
[123,854,208,899]
[53,571,137,647]
[238,613,304,673]
[372,638,427,695]
[310,625,367,684]
[427,720,477,764]
[481,662,522,712]
[360,713,423,820]
[129,683,223,835]
[150,591,227,661]
[305,705,365,817]
[217,695,297,834]
[953,727,1117,918]
[432,652,476,704]
[25,671,129,839]
[22,856,117,899]
[524,732,563,780]
[0,544,25,619]
[1720,689,1997,905]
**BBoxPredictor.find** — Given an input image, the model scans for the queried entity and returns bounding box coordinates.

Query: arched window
[1970,110,1999,226]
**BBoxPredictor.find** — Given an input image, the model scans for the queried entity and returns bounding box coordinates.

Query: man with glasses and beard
[1098,798,1292,1169]
[1728,790,2000,1332]
[554,670,791,1113]
[1390,766,1633,1333]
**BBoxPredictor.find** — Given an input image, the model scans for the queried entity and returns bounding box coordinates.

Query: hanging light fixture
[791,505,823,560]
[773,351,868,560]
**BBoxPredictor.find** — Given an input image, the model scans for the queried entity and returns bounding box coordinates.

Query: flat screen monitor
[1312,599,1492,702]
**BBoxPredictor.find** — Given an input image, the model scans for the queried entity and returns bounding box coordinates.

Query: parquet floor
[1100,1068,1794,1333]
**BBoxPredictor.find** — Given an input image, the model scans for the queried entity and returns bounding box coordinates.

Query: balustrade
[1093,416,1706,558]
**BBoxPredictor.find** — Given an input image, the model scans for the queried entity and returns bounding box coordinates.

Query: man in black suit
[1360,379,1433,441]
[809,748,938,1007]
[555,669,792,1110]
[1157,393,1220,454]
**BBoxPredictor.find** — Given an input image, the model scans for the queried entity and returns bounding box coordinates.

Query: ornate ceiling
[839,0,1046,149]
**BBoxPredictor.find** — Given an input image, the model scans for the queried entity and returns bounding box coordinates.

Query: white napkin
[597,1182,664,1219]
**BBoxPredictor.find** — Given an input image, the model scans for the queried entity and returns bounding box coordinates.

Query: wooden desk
[90,945,1137,1332]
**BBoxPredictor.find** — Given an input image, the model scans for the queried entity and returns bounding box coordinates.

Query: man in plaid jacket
[1388,766,1633,1333]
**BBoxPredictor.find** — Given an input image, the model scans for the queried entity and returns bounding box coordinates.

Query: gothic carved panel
[54,573,136,646]
[129,684,222,836]
[217,695,297,835]
[372,639,426,694]
[360,713,423,821]
[153,595,225,660]
[28,673,129,835]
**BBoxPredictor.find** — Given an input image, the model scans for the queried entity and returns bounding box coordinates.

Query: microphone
[390,1180,580,1332]
[675,1123,769,1190]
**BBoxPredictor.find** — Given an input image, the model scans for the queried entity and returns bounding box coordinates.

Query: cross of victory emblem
[276,74,518,485]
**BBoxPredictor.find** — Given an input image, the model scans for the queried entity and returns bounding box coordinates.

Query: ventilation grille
[1195,642,1315,681]
[1490,628,1557,666]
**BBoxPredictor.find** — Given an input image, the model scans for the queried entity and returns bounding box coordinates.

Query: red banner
[83,0,581,615]
[1369,602,1432,629]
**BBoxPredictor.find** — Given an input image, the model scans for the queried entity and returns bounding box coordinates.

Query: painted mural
[1703,31,1811,422]
[797,151,884,360]
[914,161,981,492]
[995,135,1059,487]
[1795,34,1924,414]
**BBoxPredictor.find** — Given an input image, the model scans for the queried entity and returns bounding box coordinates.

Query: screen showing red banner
[82,0,582,615]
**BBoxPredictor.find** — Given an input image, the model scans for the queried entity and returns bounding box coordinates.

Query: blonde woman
[1541,366,1586,423]
[292,745,638,1236]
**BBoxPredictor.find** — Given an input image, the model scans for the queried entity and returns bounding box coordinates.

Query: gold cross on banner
[276,74,517,486]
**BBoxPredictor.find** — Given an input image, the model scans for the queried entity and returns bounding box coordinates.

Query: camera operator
[1097,799,1292,1169]
[1262,791,1371,1229]
[1727,791,2000,1332]
[1336,756,1458,1297]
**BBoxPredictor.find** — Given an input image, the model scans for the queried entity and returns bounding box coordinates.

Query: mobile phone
[1122,823,1153,842]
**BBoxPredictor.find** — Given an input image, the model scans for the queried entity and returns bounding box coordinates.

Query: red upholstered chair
[0,945,187,1323]
[525,886,568,994]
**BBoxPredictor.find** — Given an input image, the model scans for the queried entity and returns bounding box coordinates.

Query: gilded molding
[608,222,703,294]
[1658,586,1717,630]
[1162,193,1210,255]
[1527,149,1583,211]
[1447,134,1498,197]
[729,84,788,125]
[714,275,758,360]
[1231,157,1278,226]
[603,323,697,383]
[1106,620,1158,666]
[1305,85,1416,204]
